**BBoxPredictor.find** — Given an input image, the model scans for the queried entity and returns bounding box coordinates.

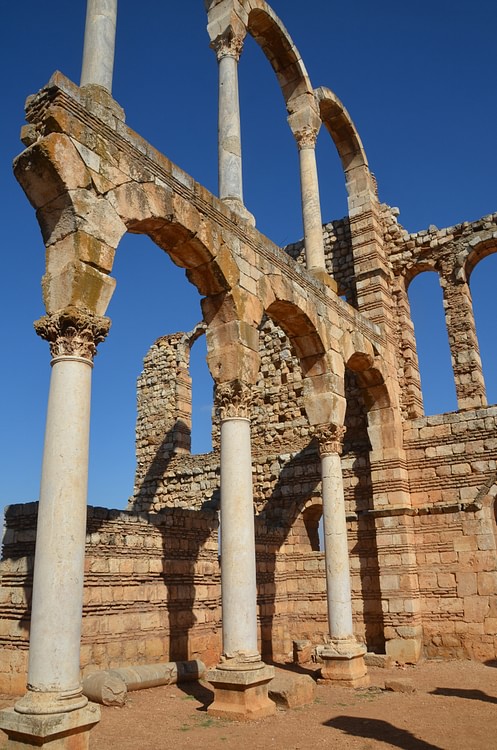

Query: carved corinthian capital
[315,423,346,456]
[216,380,252,420]
[212,30,245,61]
[294,126,319,150]
[34,306,111,360]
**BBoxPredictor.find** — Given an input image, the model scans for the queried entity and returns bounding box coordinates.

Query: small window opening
[303,505,323,552]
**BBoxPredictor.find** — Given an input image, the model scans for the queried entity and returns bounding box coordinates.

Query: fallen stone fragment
[384,678,416,694]
[269,672,316,709]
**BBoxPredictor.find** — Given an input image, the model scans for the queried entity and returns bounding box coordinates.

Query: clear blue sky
[1,1,496,521]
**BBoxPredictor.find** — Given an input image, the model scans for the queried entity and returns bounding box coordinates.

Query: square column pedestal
[318,640,369,688]
[206,663,276,721]
[0,704,100,749]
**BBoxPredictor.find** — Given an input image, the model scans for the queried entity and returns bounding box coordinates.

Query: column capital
[315,423,346,456]
[216,379,252,420]
[294,125,320,150]
[212,31,245,62]
[34,306,111,361]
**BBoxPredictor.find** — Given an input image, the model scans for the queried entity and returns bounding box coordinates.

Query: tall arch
[407,270,457,415]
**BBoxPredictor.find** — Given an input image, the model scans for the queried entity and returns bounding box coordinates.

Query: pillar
[294,125,327,276]
[316,424,368,687]
[207,380,275,720]
[440,271,486,410]
[212,32,254,225]
[80,0,118,91]
[0,308,109,748]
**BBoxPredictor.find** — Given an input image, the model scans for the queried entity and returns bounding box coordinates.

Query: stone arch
[464,236,497,282]
[315,85,375,209]
[109,182,234,299]
[403,261,439,290]
[206,0,318,140]
[264,299,326,372]
[345,355,403,466]
[315,87,368,172]
[243,1,315,114]
[258,273,333,374]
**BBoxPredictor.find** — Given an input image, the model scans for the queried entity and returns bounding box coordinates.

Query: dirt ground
[2,659,497,749]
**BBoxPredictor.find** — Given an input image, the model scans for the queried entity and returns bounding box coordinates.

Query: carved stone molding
[315,423,346,456]
[294,125,319,150]
[34,307,111,361]
[212,31,245,62]
[216,380,252,420]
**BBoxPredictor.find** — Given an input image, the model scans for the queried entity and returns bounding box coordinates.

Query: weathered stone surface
[384,678,416,694]
[268,672,316,709]
[2,0,497,719]
[364,653,393,669]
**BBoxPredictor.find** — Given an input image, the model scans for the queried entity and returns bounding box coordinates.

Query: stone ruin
[1,0,496,746]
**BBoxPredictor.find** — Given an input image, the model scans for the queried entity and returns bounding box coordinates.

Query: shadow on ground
[324,716,443,750]
[430,686,497,704]
[175,679,214,711]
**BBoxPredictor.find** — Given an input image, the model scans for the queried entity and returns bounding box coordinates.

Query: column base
[318,640,369,688]
[206,662,276,721]
[309,267,339,294]
[222,198,256,227]
[0,703,100,749]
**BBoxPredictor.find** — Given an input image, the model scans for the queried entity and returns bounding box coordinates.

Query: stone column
[212,33,254,225]
[316,424,368,687]
[207,381,275,721]
[80,0,118,91]
[295,126,327,276]
[0,308,109,748]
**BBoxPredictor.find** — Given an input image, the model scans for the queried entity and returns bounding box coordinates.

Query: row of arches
[405,250,497,415]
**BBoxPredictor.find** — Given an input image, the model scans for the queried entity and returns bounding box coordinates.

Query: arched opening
[190,333,214,455]
[469,252,497,405]
[238,33,302,245]
[302,503,322,552]
[408,271,457,415]
[88,232,211,511]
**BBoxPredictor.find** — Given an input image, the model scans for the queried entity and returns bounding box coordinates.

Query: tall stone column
[212,33,254,225]
[0,307,109,748]
[207,380,275,721]
[316,423,368,687]
[80,0,118,91]
[295,125,327,276]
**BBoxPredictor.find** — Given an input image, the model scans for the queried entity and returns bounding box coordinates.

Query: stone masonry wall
[0,504,221,695]
[403,409,497,658]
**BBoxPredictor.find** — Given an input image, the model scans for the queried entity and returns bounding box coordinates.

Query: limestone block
[268,672,316,709]
[42,260,116,315]
[38,188,126,249]
[364,653,393,668]
[14,133,92,211]
[293,639,314,664]
[385,637,422,665]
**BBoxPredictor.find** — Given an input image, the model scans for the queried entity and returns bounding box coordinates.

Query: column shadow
[430,687,497,704]
[325,715,443,750]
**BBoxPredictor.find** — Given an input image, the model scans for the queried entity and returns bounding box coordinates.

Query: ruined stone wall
[0,497,382,692]
[403,409,497,659]
[387,211,497,415]
[285,217,356,303]
[0,504,221,695]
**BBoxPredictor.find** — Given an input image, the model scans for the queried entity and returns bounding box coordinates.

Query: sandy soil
[2,659,497,749]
